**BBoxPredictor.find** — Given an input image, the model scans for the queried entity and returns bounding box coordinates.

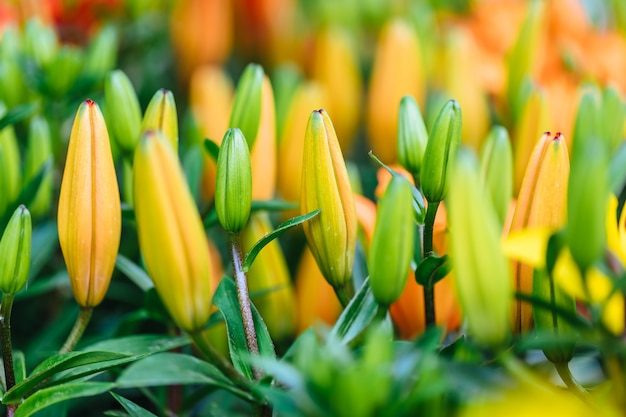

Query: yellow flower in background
[58,99,121,308]
[133,130,213,332]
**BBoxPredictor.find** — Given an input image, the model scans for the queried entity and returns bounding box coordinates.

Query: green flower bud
[83,25,118,81]
[24,115,53,217]
[0,102,21,207]
[369,176,415,306]
[532,267,576,364]
[229,63,264,148]
[0,205,32,294]
[448,149,511,347]
[141,89,179,152]
[567,140,609,273]
[23,18,58,69]
[420,99,462,203]
[0,26,26,107]
[215,128,252,233]
[479,125,513,227]
[397,95,428,179]
[105,70,142,153]
[45,46,83,97]
[601,86,625,153]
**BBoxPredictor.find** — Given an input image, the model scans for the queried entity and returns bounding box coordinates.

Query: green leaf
[13,382,115,417]
[0,102,38,131]
[116,254,154,291]
[110,392,158,417]
[82,335,190,356]
[414,254,450,287]
[212,278,276,381]
[368,151,426,224]
[243,209,320,272]
[13,351,26,385]
[15,271,69,300]
[204,199,298,229]
[203,138,220,162]
[28,221,58,281]
[514,292,591,329]
[3,351,129,404]
[330,278,380,344]
[0,158,52,227]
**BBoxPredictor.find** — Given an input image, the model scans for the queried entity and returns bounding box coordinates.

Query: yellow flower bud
[249,75,277,200]
[133,130,213,332]
[241,212,297,341]
[509,132,569,333]
[141,89,179,152]
[301,109,357,298]
[367,18,425,163]
[58,99,121,308]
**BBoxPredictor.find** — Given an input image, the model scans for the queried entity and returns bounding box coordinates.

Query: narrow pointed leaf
[13,382,115,417]
[110,392,158,417]
[330,278,380,344]
[0,102,38,131]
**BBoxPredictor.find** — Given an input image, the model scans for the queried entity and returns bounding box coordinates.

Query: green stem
[228,233,262,381]
[1,293,16,417]
[498,350,551,393]
[422,201,440,327]
[59,307,93,354]
[554,361,590,403]
[606,354,626,409]
[334,284,355,308]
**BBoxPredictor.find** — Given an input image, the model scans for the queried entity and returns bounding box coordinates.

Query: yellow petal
[501,227,551,269]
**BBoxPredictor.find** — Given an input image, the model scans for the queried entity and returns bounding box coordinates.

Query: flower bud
[509,132,569,333]
[480,125,513,227]
[229,63,264,149]
[571,85,601,159]
[367,18,425,163]
[397,95,428,179]
[601,86,625,153]
[0,205,31,294]
[215,128,252,233]
[567,140,608,273]
[369,176,415,307]
[301,109,357,294]
[420,99,462,203]
[23,18,58,69]
[249,75,277,200]
[134,130,213,332]
[45,46,83,97]
[58,99,121,308]
[448,149,511,347]
[512,85,551,194]
[141,89,178,152]
[0,26,26,107]
[241,212,297,341]
[0,102,21,208]
[83,25,118,81]
[105,70,142,154]
[24,115,53,217]
[311,26,362,151]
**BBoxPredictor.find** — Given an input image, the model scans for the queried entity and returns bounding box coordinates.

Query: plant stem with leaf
[59,307,93,354]
[422,201,440,326]
[554,361,590,402]
[229,233,262,381]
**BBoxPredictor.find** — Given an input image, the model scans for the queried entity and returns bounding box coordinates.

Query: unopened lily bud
[480,125,513,227]
[83,25,118,81]
[571,85,601,158]
[105,70,142,154]
[215,128,252,233]
[510,132,569,333]
[241,212,297,341]
[301,109,357,297]
[367,18,424,163]
[397,95,428,179]
[0,103,21,207]
[0,205,31,294]
[141,89,179,152]
[229,63,264,149]
[45,46,83,97]
[369,176,415,307]
[249,75,277,200]
[23,18,58,69]
[448,149,511,347]
[312,26,362,151]
[513,85,551,194]
[24,115,53,217]
[134,130,213,332]
[420,99,462,203]
[58,100,121,308]
[0,26,26,107]
[601,86,625,152]
[567,140,608,273]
